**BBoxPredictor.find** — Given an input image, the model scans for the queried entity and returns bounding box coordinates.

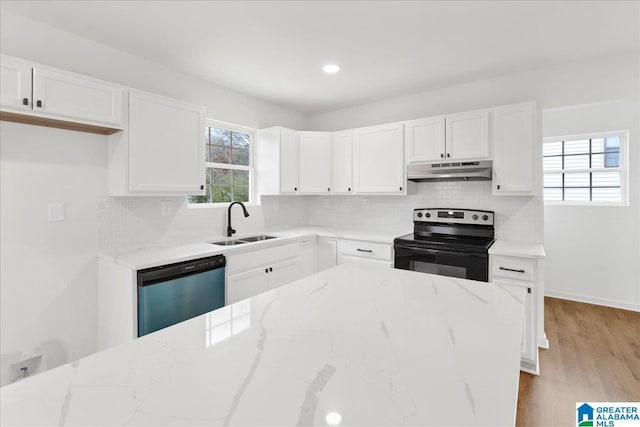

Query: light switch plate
[160,200,172,216]
[48,202,65,221]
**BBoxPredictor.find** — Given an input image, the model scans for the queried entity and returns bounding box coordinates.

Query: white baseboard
[545,290,640,312]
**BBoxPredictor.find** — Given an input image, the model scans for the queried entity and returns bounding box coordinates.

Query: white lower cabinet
[490,253,540,375]
[298,238,318,277]
[317,238,338,272]
[337,239,392,267]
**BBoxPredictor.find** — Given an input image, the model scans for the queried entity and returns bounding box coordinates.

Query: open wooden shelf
[0,111,122,135]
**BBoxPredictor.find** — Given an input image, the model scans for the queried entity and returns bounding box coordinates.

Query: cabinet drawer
[227,243,298,274]
[339,240,392,261]
[492,255,534,282]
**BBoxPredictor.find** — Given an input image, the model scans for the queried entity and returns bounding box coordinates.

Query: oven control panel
[413,209,494,225]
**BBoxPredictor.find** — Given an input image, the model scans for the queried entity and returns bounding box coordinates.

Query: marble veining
[1,264,525,426]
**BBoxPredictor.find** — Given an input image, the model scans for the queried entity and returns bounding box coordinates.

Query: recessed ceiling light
[322,64,340,74]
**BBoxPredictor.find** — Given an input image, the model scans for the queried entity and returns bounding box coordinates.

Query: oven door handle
[394,244,486,258]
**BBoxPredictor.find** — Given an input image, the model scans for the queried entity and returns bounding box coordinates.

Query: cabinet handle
[348,187,351,191]
[328,187,330,192]
[36,100,42,108]
[200,185,204,190]
[499,267,525,273]
[22,98,29,106]
[294,187,297,191]
[265,268,269,274]
[528,287,532,294]
[399,186,403,191]
[440,153,444,158]
[357,249,373,253]
[497,184,501,190]
[446,153,450,158]
[269,267,273,272]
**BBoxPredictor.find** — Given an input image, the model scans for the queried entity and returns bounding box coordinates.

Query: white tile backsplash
[307,181,543,243]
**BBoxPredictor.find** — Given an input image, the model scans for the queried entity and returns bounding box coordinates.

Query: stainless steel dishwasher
[137,255,226,337]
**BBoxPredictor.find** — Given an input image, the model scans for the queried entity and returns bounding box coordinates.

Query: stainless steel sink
[209,235,277,246]
[240,235,277,242]
[210,239,247,246]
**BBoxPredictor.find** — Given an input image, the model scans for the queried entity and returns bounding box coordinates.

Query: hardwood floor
[516,297,640,427]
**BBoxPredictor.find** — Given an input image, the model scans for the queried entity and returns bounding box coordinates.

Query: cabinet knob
[328,187,330,192]
[399,186,403,191]
[446,153,450,158]
[36,100,42,108]
[294,187,297,191]
[348,187,351,192]
[200,185,204,190]
[440,153,444,158]
[497,184,501,190]
[269,267,273,272]
[22,98,29,106]
[265,268,269,274]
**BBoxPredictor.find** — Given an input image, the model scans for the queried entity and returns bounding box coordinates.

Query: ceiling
[2,1,638,114]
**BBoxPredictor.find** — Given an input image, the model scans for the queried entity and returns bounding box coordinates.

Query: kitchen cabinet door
[299,132,332,194]
[0,55,32,111]
[405,117,446,163]
[492,102,534,195]
[445,110,489,160]
[279,128,299,194]
[317,238,337,272]
[331,131,353,194]
[493,279,536,365]
[353,123,405,194]
[32,66,123,125]
[267,258,300,291]
[127,90,205,193]
[226,267,268,305]
[298,238,318,278]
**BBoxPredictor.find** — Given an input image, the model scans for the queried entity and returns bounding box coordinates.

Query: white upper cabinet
[445,110,490,161]
[279,128,300,194]
[353,123,405,194]
[32,66,123,125]
[405,116,446,163]
[492,102,535,195]
[331,131,353,194]
[299,132,332,194]
[0,56,32,111]
[108,90,206,196]
[256,127,299,196]
[0,54,123,128]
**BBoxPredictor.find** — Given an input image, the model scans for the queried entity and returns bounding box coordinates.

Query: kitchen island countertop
[1,264,525,426]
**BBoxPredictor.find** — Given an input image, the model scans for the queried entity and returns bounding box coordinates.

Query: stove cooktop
[394,233,495,253]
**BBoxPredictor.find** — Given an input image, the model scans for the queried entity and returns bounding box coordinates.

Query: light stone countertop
[1,264,525,427]
[489,240,546,259]
[99,227,404,270]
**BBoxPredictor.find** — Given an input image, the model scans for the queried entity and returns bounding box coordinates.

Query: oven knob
[482,214,489,221]
[472,214,478,220]
[417,212,423,218]
[425,213,431,218]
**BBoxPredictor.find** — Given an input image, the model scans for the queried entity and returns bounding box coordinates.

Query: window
[189,120,254,206]
[543,131,628,205]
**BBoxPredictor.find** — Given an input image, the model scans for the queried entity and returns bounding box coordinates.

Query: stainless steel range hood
[407,160,492,182]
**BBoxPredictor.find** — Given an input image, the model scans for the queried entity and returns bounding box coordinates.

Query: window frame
[542,130,629,207]
[188,119,256,209]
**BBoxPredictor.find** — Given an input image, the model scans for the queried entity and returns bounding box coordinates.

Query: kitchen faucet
[227,201,250,237]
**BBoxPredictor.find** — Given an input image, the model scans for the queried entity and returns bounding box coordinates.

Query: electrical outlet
[9,355,42,382]
[160,200,172,216]
[362,199,370,209]
[272,199,278,210]
[48,202,65,222]
[323,198,330,209]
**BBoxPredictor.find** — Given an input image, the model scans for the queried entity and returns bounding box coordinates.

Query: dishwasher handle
[137,255,226,286]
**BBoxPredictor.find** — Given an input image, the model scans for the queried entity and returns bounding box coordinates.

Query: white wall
[543,99,640,311]
[0,123,105,385]
[309,51,638,131]
[0,13,310,386]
